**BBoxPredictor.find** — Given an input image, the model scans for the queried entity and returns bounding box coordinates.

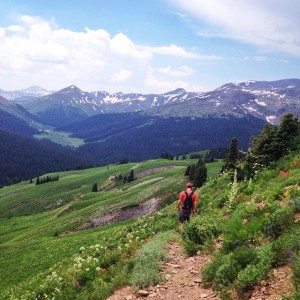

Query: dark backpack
[182,191,194,211]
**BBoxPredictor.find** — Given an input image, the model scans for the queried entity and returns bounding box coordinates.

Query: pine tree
[189,164,196,181]
[185,165,191,176]
[222,137,239,175]
[193,159,207,188]
[92,183,98,192]
[276,113,300,157]
[127,170,135,183]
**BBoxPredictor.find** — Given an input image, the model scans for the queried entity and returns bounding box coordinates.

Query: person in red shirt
[177,182,198,223]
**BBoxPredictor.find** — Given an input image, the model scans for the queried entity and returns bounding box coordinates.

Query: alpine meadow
[0,112,300,299]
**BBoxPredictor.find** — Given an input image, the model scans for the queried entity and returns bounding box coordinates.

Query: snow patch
[266,115,276,124]
[103,95,124,103]
[254,99,267,106]
[247,106,257,112]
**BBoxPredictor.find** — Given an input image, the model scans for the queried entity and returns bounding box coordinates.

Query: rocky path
[106,239,295,300]
[107,241,221,300]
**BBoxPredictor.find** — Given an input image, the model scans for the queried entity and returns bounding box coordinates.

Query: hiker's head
[186,183,192,188]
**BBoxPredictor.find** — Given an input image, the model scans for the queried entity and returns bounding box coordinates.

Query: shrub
[291,253,300,294]
[234,244,275,291]
[182,210,223,254]
[272,230,300,266]
[264,206,295,239]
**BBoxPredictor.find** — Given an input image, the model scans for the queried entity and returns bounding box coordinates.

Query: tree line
[221,113,300,180]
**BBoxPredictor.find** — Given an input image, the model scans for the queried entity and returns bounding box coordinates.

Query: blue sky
[0,0,299,93]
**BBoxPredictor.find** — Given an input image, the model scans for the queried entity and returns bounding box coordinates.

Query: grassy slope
[1,151,299,299]
[0,158,223,295]
[182,152,300,299]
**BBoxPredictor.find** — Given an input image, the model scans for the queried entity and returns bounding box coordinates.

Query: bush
[234,244,275,291]
[182,210,223,254]
[272,230,300,266]
[264,206,295,239]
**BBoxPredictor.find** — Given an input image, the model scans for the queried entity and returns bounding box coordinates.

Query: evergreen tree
[189,164,196,181]
[127,169,135,183]
[92,182,98,192]
[240,113,300,180]
[193,158,207,188]
[185,165,191,176]
[221,137,239,174]
[275,113,300,158]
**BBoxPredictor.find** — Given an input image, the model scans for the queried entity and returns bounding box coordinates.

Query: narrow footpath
[107,239,294,300]
[107,241,221,300]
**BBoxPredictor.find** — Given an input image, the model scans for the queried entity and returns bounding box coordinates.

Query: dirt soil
[107,241,295,300]
[107,241,221,300]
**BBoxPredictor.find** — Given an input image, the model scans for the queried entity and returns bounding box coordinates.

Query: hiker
[177,183,198,224]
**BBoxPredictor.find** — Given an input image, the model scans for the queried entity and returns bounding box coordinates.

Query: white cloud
[168,0,300,56]
[0,15,216,93]
[143,44,221,60]
[110,69,132,82]
[158,65,195,76]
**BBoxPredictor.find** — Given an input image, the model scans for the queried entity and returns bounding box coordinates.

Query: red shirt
[178,188,198,210]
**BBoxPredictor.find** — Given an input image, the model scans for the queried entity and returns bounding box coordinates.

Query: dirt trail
[107,241,221,300]
[106,239,294,300]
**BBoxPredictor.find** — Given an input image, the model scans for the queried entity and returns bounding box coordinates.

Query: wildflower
[233,240,239,247]
[287,258,295,264]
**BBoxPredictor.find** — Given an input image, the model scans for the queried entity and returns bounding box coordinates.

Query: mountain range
[0,78,299,185]
[1,78,299,127]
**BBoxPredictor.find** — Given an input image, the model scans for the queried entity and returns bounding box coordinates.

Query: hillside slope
[1,149,299,299]
[0,129,95,186]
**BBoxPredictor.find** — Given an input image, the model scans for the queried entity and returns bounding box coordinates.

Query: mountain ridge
[1,78,299,126]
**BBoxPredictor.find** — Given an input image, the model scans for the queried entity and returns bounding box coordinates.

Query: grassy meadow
[0,157,223,299]
[1,150,300,300]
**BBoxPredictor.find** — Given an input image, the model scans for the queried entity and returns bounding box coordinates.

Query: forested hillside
[0,130,95,186]
[67,113,266,165]
[0,109,38,136]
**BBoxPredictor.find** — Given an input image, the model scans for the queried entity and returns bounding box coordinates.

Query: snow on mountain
[0,86,53,101]
[2,78,299,126]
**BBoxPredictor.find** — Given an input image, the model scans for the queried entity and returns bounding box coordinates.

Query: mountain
[0,96,42,133]
[149,78,300,124]
[0,86,52,101]
[15,85,199,126]
[16,85,106,126]
[11,79,300,127]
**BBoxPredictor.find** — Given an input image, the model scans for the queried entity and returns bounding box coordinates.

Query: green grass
[0,156,213,296]
[2,151,299,299]
[198,152,300,298]
[128,231,176,287]
[34,130,85,147]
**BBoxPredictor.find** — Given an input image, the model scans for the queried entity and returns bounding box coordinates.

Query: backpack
[182,191,194,211]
